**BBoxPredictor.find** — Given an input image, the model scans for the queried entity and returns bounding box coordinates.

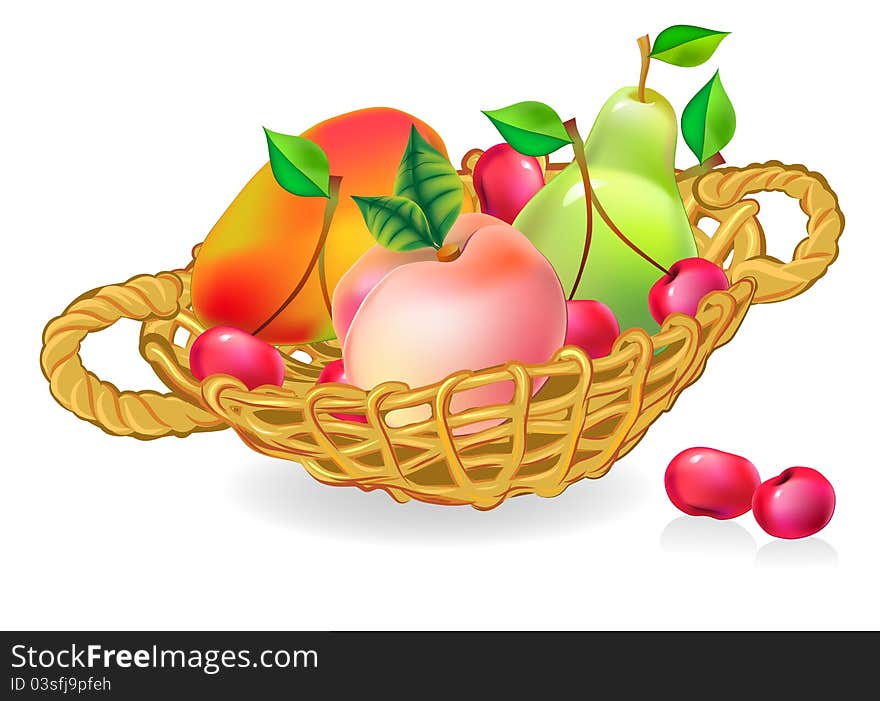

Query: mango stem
[252,175,343,336]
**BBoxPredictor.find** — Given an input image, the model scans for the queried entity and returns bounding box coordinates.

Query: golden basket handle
[40,271,224,439]
[683,161,844,303]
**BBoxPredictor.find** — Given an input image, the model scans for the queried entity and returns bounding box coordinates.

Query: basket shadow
[227,458,648,544]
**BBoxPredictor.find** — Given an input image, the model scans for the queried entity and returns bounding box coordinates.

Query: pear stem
[563,118,593,300]
[637,34,651,103]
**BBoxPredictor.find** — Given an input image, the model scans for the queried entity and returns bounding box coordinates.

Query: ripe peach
[191,107,475,345]
[341,213,567,432]
[332,213,502,345]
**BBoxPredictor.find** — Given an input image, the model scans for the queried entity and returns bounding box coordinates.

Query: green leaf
[482,101,572,157]
[263,127,330,198]
[650,25,729,67]
[351,195,434,252]
[393,125,463,247]
[681,71,736,164]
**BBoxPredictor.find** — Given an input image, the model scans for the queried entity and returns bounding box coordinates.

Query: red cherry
[564,300,620,358]
[316,359,367,423]
[472,144,545,224]
[752,467,835,539]
[648,257,730,324]
[190,326,285,390]
[665,447,761,519]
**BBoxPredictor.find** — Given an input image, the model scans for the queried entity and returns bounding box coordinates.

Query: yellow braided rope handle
[40,161,844,441]
[40,270,224,439]
[681,161,844,303]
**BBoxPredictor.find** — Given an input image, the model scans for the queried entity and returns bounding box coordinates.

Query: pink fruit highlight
[342,213,567,434]
[332,245,437,346]
[752,467,835,539]
[665,447,761,519]
[332,213,503,345]
[648,257,730,324]
[564,300,620,359]
[316,359,367,424]
[472,144,545,224]
[190,326,284,390]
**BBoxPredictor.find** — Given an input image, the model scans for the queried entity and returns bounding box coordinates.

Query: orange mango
[192,107,474,344]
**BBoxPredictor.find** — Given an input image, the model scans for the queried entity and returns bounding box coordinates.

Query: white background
[2,1,878,630]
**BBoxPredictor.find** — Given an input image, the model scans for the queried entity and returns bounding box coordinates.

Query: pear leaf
[352,195,434,252]
[393,125,463,247]
[650,25,729,67]
[482,101,572,157]
[264,127,331,198]
[681,71,736,164]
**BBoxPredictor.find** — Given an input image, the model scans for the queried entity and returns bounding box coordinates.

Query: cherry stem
[252,175,342,336]
[677,152,726,181]
[637,34,651,103]
[590,188,671,276]
[563,118,669,288]
[564,118,593,300]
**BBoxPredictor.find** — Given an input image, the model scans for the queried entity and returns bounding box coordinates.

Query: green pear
[513,86,697,335]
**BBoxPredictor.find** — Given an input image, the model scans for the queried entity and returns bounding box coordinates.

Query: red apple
[564,300,620,358]
[472,144,545,224]
[752,467,835,539]
[648,258,730,324]
[190,326,284,390]
[316,359,367,423]
[341,213,567,433]
[665,447,761,519]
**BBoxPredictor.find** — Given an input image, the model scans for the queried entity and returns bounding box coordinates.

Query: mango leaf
[650,25,729,67]
[393,125,463,247]
[264,127,330,198]
[482,101,571,157]
[351,195,434,252]
[681,71,736,164]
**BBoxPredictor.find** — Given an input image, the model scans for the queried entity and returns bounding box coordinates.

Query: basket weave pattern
[40,158,844,509]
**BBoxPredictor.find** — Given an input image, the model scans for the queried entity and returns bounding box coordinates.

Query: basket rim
[197,153,773,413]
[200,276,756,414]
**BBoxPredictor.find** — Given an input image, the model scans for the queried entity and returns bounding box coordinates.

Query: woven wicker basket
[41,154,844,509]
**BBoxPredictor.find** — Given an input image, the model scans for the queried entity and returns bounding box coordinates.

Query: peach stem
[436,242,461,262]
